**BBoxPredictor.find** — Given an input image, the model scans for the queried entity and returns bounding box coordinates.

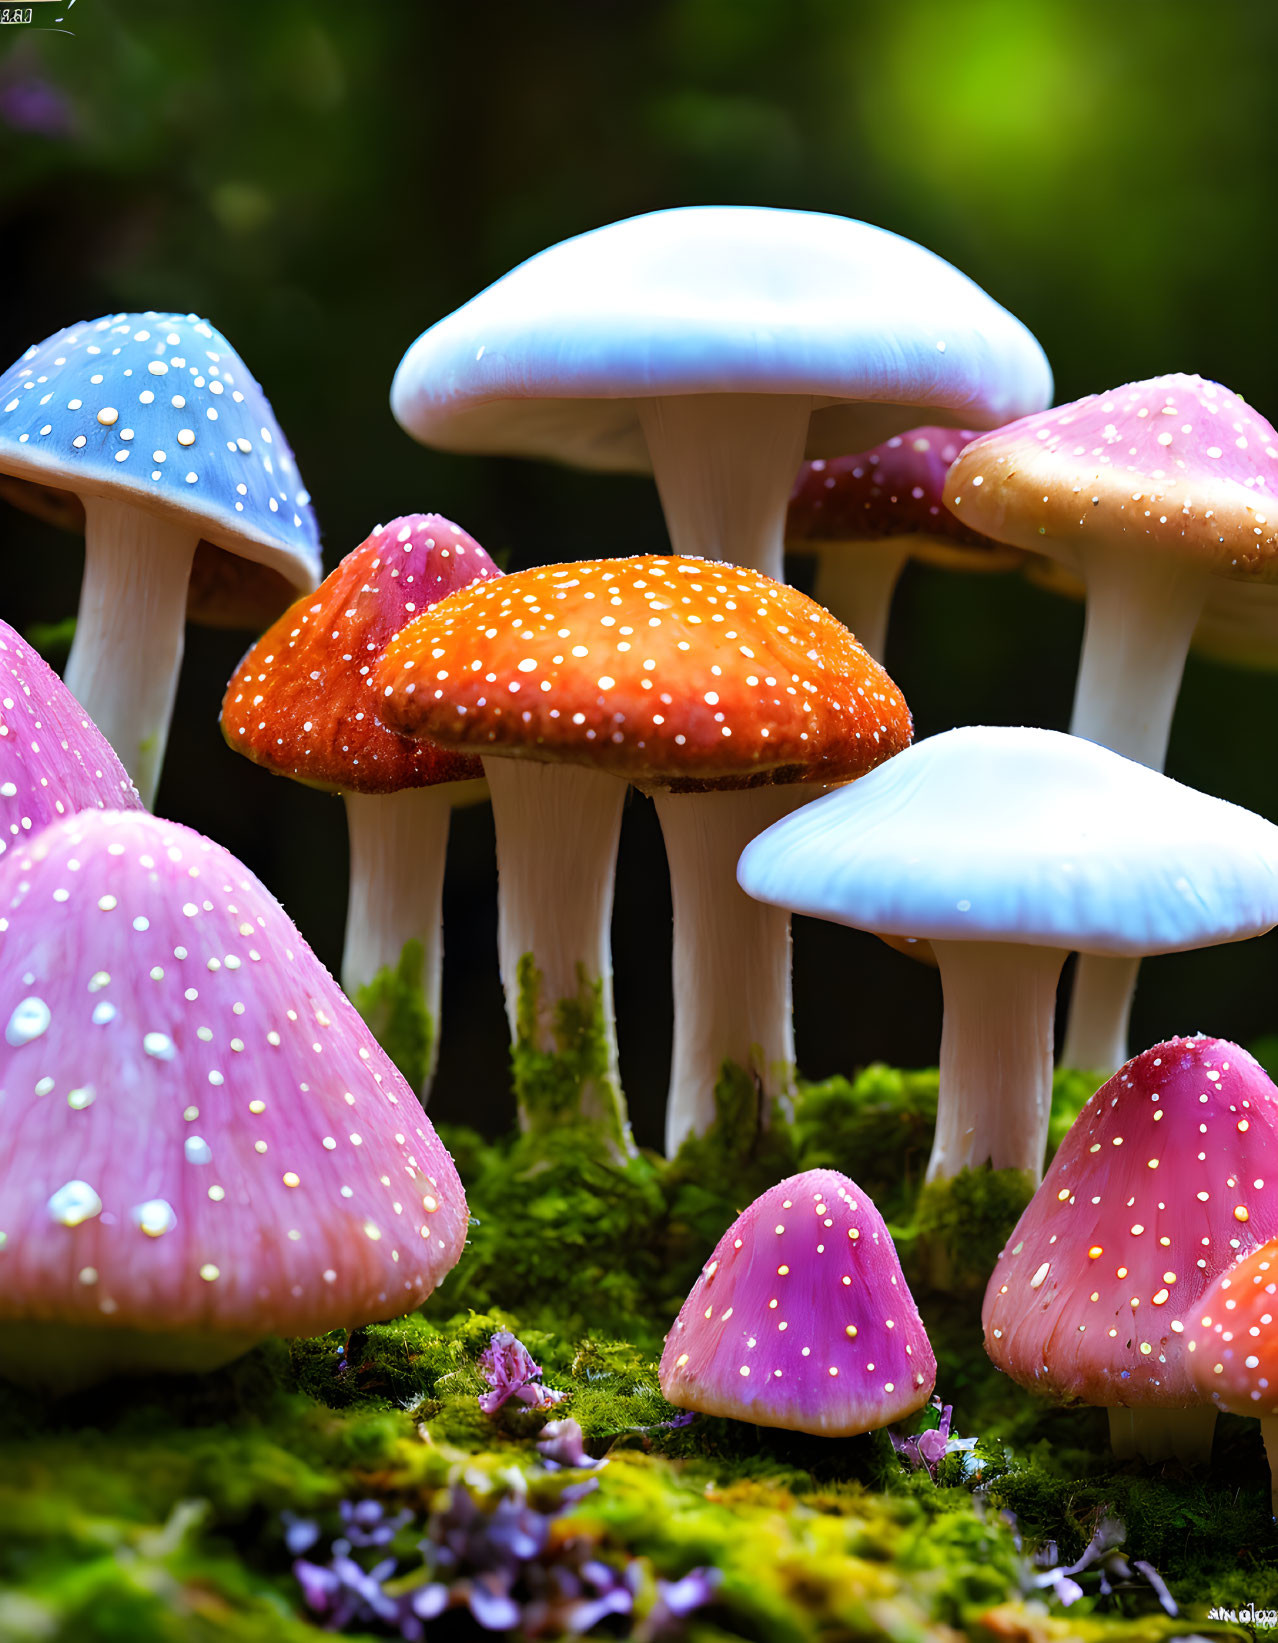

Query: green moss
[914,1164,1037,1292]
[512,952,631,1159]
[1050,1064,1105,1155]
[663,1059,800,1297]
[351,937,434,1094]
[435,1122,667,1342]
[792,1064,939,1225]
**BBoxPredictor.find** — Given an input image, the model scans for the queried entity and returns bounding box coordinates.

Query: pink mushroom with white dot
[0,616,141,854]
[660,1168,935,1435]
[983,1036,1278,1464]
[0,808,467,1392]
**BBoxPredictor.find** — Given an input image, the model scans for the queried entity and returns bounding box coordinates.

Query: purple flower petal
[467,1573,522,1632]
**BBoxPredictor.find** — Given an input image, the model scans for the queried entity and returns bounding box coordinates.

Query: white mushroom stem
[638,393,812,581]
[811,540,910,660]
[342,785,463,1101]
[1263,1416,1278,1518]
[1059,953,1138,1074]
[484,756,633,1157]
[64,496,197,808]
[1062,548,1211,1074]
[656,785,803,1157]
[1107,1406,1217,1466]
[928,940,1068,1184]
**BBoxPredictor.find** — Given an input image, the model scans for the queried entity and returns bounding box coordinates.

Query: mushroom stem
[1107,1405,1217,1465]
[811,541,910,659]
[638,394,812,581]
[64,496,196,807]
[342,785,469,1101]
[1059,953,1138,1074]
[483,756,634,1158]
[1069,547,1209,769]
[656,785,802,1156]
[1063,550,1211,1074]
[1263,1416,1278,1519]
[929,940,1067,1183]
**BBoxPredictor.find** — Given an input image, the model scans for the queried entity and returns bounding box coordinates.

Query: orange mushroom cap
[1185,1237,1278,1416]
[222,513,501,794]
[374,554,912,793]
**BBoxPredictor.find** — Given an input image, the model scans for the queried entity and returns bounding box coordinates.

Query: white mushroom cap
[391,206,1052,470]
[737,725,1278,957]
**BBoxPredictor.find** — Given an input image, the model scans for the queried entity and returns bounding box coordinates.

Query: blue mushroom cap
[0,313,321,605]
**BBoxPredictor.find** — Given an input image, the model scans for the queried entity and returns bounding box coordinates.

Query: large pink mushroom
[0,616,141,847]
[0,809,468,1391]
[983,1036,1278,1463]
[660,1168,935,1434]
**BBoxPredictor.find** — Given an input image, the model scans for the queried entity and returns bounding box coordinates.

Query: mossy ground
[1,1065,1270,1641]
[352,939,435,1096]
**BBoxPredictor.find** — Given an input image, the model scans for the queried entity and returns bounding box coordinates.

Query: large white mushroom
[738,726,1278,1189]
[390,206,1051,583]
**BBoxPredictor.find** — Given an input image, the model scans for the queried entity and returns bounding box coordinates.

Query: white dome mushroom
[738,726,1278,1193]
[391,206,1051,583]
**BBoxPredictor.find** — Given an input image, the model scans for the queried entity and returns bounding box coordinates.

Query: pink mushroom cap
[787,427,1011,566]
[0,617,140,854]
[983,1036,1278,1409]
[0,808,467,1388]
[659,1168,935,1435]
[946,374,1278,577]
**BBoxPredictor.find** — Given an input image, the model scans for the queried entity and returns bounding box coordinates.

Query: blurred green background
[2,0,1276,1149]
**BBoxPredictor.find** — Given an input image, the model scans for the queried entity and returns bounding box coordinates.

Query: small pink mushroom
[660,1168,935,1435]
[983,1035,1278,1463]
[0,808,467,1391]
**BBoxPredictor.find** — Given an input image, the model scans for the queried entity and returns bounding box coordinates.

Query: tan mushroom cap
[946,374,1278,579]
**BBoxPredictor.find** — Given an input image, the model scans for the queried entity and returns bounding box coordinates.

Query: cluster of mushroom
[983,1035,1278,1499]
[5,202,1278,1466]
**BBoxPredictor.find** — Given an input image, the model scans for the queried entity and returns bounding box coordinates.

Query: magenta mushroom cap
[659,1169,935,1435]
[0,618,141,853]
[787,428,988,547]
[0,810,467,1355]
[983,1036,1278,1409]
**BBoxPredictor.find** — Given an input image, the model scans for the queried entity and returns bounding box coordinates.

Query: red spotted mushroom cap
[658,1168,935,1434]
[222,513,501,794]
[0,619,140,854]
[983,1036,1278,1408]
[787,428,1018,571]
[945,375,1278,578]
[375,555,912,793]
[0,809,467,1381]
[1185,1237,1278,1415]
